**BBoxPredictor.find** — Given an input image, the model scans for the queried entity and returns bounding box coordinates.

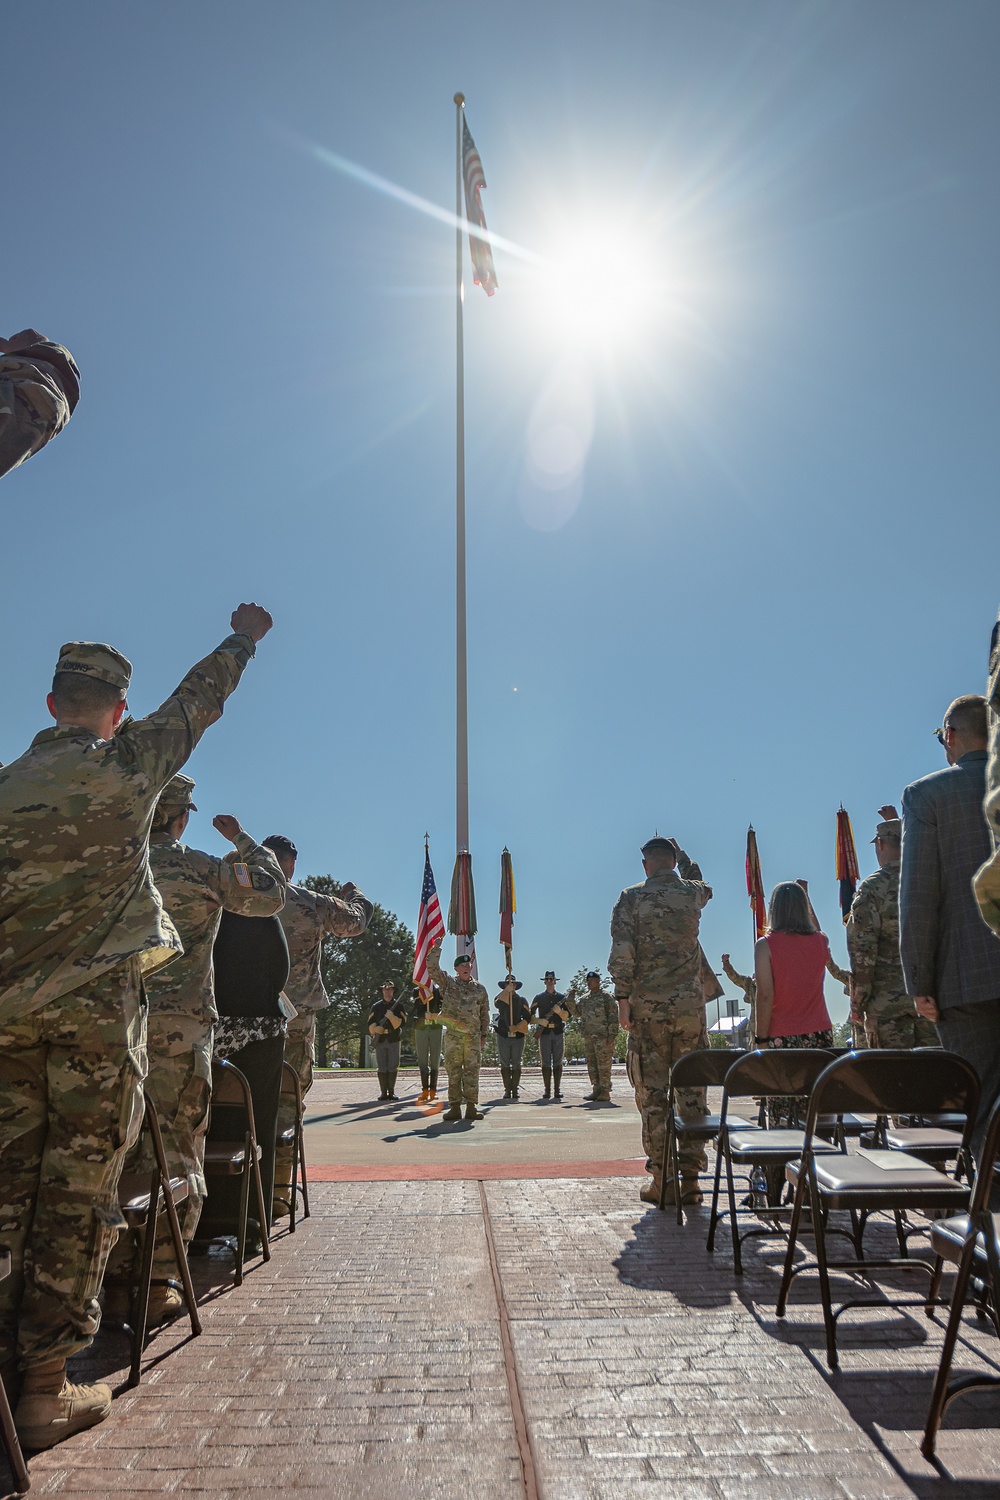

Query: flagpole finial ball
[454,92,466,106]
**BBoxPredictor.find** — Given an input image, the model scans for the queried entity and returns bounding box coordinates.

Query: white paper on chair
[857,1148,933,1172]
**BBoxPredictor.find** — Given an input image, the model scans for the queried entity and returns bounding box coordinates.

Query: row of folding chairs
[658,1044,999,1457]
[0,1059,310,1495]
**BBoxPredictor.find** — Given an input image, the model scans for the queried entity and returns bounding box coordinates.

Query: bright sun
[531,223,665,354]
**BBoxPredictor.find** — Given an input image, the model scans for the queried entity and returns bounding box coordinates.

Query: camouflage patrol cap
[640,836,679,857]
[55,641,132,692]
[873,819,902,841]
[157,774,198,814]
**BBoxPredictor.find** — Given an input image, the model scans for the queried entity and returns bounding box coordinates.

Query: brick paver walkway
[5,1078,1000,1498]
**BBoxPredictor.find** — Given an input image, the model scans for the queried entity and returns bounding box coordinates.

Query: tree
[304,876,416,1067]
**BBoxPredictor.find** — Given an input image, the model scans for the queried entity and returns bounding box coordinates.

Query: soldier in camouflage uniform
[104,776,285,1319]
[847,814,936,1048]
[427,942,490,1122]
[609,836,712,1206]
[0,329,81,479]
[0,605,272,1450]
[262,836,372,1219]
[576,971,619,1102]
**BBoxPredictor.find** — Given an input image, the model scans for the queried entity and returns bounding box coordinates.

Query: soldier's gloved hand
[231,602,273,642]
[213,814,244,845]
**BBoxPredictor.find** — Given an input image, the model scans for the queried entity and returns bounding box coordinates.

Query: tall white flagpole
[454,93,470,878]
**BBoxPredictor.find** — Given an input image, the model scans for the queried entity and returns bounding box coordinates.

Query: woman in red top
[754,882,835,1126]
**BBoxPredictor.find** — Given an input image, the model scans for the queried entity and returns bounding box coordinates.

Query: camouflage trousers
[0,959,146,1370]
[625,1000,709,1178]
[583,1035,616,1094]
[273,1012,315,1215]
[865,1008,939,1050]
[106,1013,212,1280]
[444,1028,482,1105]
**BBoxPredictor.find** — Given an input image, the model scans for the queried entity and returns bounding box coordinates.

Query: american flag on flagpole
[413,842,446,997]
[461,116,498,297]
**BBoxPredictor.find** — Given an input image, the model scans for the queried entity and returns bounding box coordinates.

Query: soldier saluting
[576,970,619,1103]
[426,941,490,1122]
[493,975,531,1100]
[530,971,576,1100]
[0,604,272,1451]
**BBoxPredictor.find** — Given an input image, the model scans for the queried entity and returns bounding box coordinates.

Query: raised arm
[720,953,753,996]
[122,604,273,790]
[209,815,286,917]
[315,881,373,939]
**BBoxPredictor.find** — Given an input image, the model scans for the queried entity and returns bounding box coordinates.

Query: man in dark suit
[900,693,1000,1156]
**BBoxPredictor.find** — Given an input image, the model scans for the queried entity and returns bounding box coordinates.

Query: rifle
[533,996,573,1038]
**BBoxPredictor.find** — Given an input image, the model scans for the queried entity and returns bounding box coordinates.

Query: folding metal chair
[776,1049,979,1370]
[707,1049,843,1274]
[202,1059,271,1287]
[922,1094,1000,1457]
[273,1061,310,1233]
[657,1049,752,1220]
[116,1092,202,1387]
[0,1249,29,1494]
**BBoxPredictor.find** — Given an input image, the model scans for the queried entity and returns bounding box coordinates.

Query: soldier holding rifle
[494,976,531,1100]
[367,981,408,1101]
[410,984,444,1103]
[530,972,576,1101]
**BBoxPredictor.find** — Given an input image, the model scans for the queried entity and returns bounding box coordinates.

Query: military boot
[429,1068,439,1102]
[417,1066,430,1103]
[465,1102,485,1121]
[376,1071,388,1100]
[500,1065,512,1099]
[541,1065,552,1099]
[15,1360,113,1451]
[511,1066,522,1100]
[443,1101,463,1122]
[386,1069,399,1101]
[553,1066,563,1099]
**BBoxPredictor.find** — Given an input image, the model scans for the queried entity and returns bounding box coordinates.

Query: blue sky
[3,1,998,1020]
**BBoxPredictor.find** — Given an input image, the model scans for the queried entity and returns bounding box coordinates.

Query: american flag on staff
[461,116,498,297]
[413,842,446,997]
[836,807,860,924]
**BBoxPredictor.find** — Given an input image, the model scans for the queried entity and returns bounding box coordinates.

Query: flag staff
[454,91,470,861]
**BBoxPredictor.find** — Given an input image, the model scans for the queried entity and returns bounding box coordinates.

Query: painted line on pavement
[306,1159,646,1181]
[479,1180,539,1500]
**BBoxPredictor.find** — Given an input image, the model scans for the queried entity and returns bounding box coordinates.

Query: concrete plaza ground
[6,1068,1000,1499]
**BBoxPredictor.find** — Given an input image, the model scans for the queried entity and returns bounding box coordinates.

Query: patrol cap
[499,976,523,989]
[263,835,298,858]
[157,773,197,814]
[586,970,601,980]
[542,970,558,981]
[873,819,902,842]
[454,954,473,969]
[641,836,679,858]
[55,641,132,692]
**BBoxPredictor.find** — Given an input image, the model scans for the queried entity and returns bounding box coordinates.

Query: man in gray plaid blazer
[900,693,1000,1157]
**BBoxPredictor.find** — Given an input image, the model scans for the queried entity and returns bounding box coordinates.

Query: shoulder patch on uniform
[233,862,252,888]
[251,870,277,891]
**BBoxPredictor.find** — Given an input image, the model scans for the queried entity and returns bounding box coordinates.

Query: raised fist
[231,603,273,643]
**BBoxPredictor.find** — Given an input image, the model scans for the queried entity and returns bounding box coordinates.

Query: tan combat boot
[15,1359,112,1450]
